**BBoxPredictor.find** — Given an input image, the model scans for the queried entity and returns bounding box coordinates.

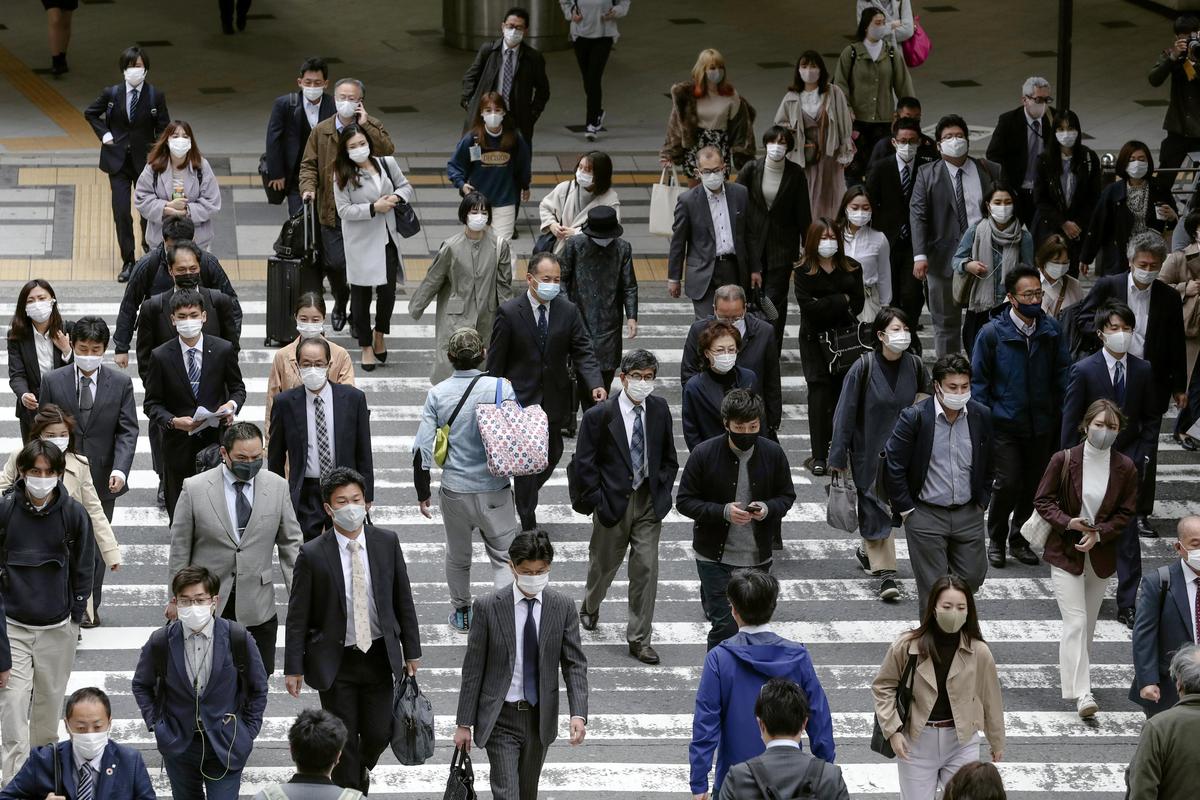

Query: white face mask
[817,239,839,258]
[765,143,787,162]
[884,331,911,353]
[894,142,917,162]
[1103,330,1132,355]
[940,136,969,159]
[989,203,1014,224]
[1055,130,1078,148]
[347,145,371,164]
[1179,547,1200,571]
[177,603,212,632]
[575,169,594,188]
[69,731,109,761]
[503,27,524,46]
[1132,267,1160,286]
[301,86,324,102]
[706,68,724,84]
[1025,100,1047,119]
[1125,160,1149,179]
[175,319,203,339]
[847,210,872,227]
[26,300,54,324]
[1087,426,1118,450]
[701,172,725,192]
[74,354,103,373]
[1044,261,1070,280]
[466,213,489,232]
[124,67,146,86]
[515,570,549,595]
[335,99,358,119]
[939,388,970,411]
[300,366,328,392]
[331,503,367,532]
[295,321,325,339]
[44,436,69,453]
[483,112,505,130]
[624,378,655,403]
[710,352,737,374]
[867,24,887,40]
[798,67,820,84]
[168,138,192,159]
[25,475,57,499]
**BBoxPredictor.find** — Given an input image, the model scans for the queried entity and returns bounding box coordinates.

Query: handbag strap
[447,374,486,429]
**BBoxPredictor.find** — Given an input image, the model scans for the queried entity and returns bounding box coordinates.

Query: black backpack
[148,619,251,718]
[747,754,828,800]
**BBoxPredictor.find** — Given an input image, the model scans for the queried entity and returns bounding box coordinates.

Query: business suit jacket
[283,525,422,691]
[267,383,374,505]
[679,315,782,430]
[0,740,155,800]
[143,334,247,435]
[1130,560,1197,714]
[39,365,139,503]
[718,747,849,800]
[668,183,752,300]
[883,397,994,514]
[735,157,811,278]
[135,286,240,383]
[866,150,937,244]
[909,157,1002,277]
[83,82,170,175]
[456,586,588,748]
[460,40,550,142]
[168,466,302,628]
[1061,352,1159,462]
[985,106,1055,193]
[131,617,268,769]
[1075,274,1188,413]
[265,92,335,184]
[7,330,71,432]
[574,394,678,527]
[1081,180,1177,275]
[485,294,602,425]
[1032,146,1102,246]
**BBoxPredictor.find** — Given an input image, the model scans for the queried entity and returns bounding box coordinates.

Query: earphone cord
[193,673,238,782]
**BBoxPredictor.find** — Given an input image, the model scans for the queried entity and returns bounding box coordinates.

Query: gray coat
[332,156,414,287]
[409,230,514,383]
[560,234,637,371]
[828,351,929,539]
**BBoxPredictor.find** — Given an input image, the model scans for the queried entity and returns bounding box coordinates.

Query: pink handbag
[476,379,549,477]
[901,16,932,68]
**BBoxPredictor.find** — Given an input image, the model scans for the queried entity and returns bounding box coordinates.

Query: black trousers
[108,159,147,264]
[485,702,548,800]
[1136,428,1160,516]
[1116,443,1151,611]
[849,121,891,179]
[163,428,216,523]
[220,585,278,674]
[351,240,400,347]
[1014,186,1038,229]
[217,0,251,24]
[762,265,792,357]
[514,426,564,531]
[90,496,115,615]
[320,642,393,794]
[572,36,613,127]
[1155,131,1200,194]
[889,236,925,350]
[298,477,330,541]
[318,224,352,315]
[807,370,849,462]
[986,430,1053,548]
[149,424,163,477]
[961,308,992,360]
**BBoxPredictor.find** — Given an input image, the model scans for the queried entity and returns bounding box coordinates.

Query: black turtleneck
[929,627,960,722]
[708,366,738,388]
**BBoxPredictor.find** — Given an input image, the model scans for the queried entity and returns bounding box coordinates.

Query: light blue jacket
[413,369,516,493]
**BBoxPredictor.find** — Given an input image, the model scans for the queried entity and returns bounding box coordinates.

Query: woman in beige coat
[873,575,1005,799]
[0,404,119,625]
[538,151,621,256]
[1161,210,1200,377]
[409,192,514,384]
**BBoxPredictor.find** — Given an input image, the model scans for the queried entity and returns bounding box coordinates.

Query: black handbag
[818,322,871,375]
[381,156,421,238]
[531,230,558,255]
[443,745,477,800]
[870,653,918,758]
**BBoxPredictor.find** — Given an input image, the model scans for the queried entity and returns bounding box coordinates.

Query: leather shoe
[1010,541,1040,566]
[988,543,1006,568]
[1117,607,1136,629]
[80,613,100,629]
[579,609,598,631]
[628,642,660,665]
[1136,515,1158,538]
[156,484,166,509]
[1178,434,1199,452]
[117,262,133,283]
[331,309,347,332]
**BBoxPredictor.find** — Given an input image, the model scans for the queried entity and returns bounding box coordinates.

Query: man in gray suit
[718,679,849,800]
[253,709,357,800]
[454,531,589,800]
[167,421,302,673]
[668,146,755,319]
[910,114,1002,355]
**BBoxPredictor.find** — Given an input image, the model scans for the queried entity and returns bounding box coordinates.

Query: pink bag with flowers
[476,379,549,477]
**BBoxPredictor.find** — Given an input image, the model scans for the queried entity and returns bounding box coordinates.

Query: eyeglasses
[176,597,213,608]
[698,168,724,176]
[1013,290,1045,301]
[709,347,738,356]
[1025,95,1054,105]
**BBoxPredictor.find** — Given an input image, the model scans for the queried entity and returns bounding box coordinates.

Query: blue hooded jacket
[689,630,836,794]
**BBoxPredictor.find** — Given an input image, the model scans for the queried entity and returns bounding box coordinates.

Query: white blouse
[843,225,892,304]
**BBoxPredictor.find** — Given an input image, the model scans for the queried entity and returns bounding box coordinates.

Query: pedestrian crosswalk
[2,284,1192,798]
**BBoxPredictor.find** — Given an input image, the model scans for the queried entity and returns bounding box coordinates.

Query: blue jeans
[162,733,243,800]
[695,560,772,650]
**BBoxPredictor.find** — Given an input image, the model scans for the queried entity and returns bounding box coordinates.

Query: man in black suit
[573,350,678,665]
[283,467,421,794]
[985,77,1055,226]
[38,316,138,626]
[143,290,246,523]
[867,96,937,164]
[83,46,170,282]
[679,285,782,435]
[1076,232,1188,539]
[268,337,373,540]
[1063,301,1163,627]
[460,7,550,145]
[487,252,604,532]
[265,58,335,217]
[867,117,938,339]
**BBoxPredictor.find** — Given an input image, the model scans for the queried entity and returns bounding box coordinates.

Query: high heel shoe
[361,360,377,373]
[373,349,388,363]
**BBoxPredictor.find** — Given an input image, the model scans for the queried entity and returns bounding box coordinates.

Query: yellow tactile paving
[0,44,97,150]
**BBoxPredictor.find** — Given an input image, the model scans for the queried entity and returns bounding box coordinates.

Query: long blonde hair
[690,49,733,98]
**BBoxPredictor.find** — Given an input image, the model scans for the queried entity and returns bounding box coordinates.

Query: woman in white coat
[333,125,415,371]
[538,151,621,256]
[838,185,892,322]
[133,120,221,251]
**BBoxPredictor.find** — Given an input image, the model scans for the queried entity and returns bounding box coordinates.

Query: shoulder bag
[818,322,871,375]
[870,652,917,758]
[382,157,421,238]
[901,11,932,68]
[476,378,549,477]
[649,167,684,237]
[1019,449,1072,551]
[434,374,486,467]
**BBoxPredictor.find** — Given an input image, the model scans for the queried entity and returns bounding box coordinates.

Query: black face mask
[227,458,263,482]
[175,274,200,290]
[727,430,759,452]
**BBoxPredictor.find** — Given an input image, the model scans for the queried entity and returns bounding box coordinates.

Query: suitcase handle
[303,197,315,262]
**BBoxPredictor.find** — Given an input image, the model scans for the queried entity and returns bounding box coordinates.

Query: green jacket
[1128,693,1200,800]
[833,42,915,124]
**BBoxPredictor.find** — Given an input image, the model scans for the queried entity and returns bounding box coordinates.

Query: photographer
[1149,15,1200,194]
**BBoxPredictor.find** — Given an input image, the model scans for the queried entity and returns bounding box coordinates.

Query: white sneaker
[585,124,597,142]
[1077,693,1098,718]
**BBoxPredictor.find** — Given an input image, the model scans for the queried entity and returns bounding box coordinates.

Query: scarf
[968,217,1022,311]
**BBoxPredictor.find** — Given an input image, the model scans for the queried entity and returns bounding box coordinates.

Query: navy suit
[0,741,155,800]
[680,316,782,432]
[883,398,994,516]
[1130,561,1198,716]
[265,92,335,215]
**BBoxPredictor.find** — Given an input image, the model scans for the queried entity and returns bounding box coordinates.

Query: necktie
[501,49,516,104]
[899,164,912,240]
[129,87,140,119]
[1114,360,1126,406]
[522,597,538,705]
[348,540,372,652]
[78,374,93,429]
[186,348,200,398]
[537,304,547,348]
[1194,577,1199,644]
[233,481,251,541]
[631,405,645,489]
[313,395,334,477]
[77,764,94,800]
[953,168,968,232]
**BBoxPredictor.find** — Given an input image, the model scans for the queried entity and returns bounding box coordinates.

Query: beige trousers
[0,621,79,782]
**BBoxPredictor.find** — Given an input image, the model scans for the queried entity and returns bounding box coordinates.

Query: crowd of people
[4,3,1200,800]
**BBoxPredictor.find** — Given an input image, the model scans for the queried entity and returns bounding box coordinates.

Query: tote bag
[476,379,549,477]
[901,16,932,67]
[649,168,684,237]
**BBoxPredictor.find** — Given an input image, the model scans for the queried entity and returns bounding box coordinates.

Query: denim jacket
[413,369,516,494]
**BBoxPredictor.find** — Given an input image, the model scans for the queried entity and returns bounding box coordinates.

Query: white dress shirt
[618,389,647,477]
[527,290,549,325]
[183,612,215,695]
[765,739,801,750]
[221,464,255,542]
[944,159,984,229]
[335,528,381,644]
[1102,347,1128,385]
[1127,273,1151,359]
[506,581,543,702]
[706,187,735,256]
[33,328,54,374]
[1182,559,1200,643]
[304,98,321,130]
[304,379,336,479]
[179,333,204,375]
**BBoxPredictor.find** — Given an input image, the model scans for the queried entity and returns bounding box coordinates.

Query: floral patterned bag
[476,378,549,477]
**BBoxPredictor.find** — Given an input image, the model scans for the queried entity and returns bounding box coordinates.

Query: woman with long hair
[7,279,72,440]
[1032,109,1102,273]
[660,48,757,182]
[133,120,221,251]
[837,184,892,321]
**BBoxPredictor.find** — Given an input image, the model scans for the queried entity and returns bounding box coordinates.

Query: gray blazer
[718,746,849,800]
[908,156,1001,278]
[168,465,302,627]
[332,156,415,287]
[668,182,751,300]
[456,586,588,748]
[253,777,356,800]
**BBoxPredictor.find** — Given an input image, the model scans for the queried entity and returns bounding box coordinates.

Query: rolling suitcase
[266,199,320,346]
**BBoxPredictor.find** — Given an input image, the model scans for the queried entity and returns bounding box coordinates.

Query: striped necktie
[501,48,516,104]
[954,168,968,231]
[129,87,140,119]
[631,405,645,489]
[313,395,334,477]
[186,348,200,398]
[78,764,94,800]
[899,163,912,240]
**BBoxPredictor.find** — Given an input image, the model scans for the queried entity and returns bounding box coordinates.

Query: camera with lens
[1189,33,1200,62]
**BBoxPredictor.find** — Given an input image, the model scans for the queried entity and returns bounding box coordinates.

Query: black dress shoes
[988,543,1006,568]
[117,262,134,283]
[629,643,660,665]
[1117,607,1136,629]
[579,609,598,632]
[1010,541,1040,566]
[1136,515,1158,538]
[330,309,347,332]
[80,613,100,629]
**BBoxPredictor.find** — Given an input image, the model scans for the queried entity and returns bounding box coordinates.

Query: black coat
[573,394,678,527]
[1061,352,1159,461]
[865,150,937,246]
[283,525,422,692]
[735,157,811,279]
[486,294,602,425]
[135,287,240,383]
[264,92,335,185]
[680,315,782,431]
[83,82,170,175]
[460,40,550,142]
[7,329,71,432]
[560,236,637,372]
[883,397,994,515]
[682,367,757,452]
[1080,180,1177,276]
[1032,146,1102,250]
[676,434,796,564]
[985,106,1055,193]
[793,260,866,382]
[142,334,247,435]
[268,383,374,505]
